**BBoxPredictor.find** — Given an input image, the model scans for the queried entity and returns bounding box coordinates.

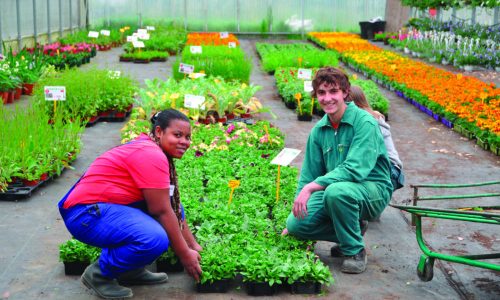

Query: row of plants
[32,67,137,123]
[119,50,169,63]
[121,76,268,143]
[309,32,500,154]
[255,43,339,73]
[172,45,252,83]
[186,32,240,46]
[401,0,498,9]
[0,104,84,192]
[388,28,499,69]
[274,67,389,121]
[59,27,131,49]
[407,17,500,42]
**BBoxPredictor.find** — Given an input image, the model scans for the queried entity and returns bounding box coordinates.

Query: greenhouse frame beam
[494,7,499,25]
[184,0,187,30]
[33,0,38,45]
[69,0,73,33]
[16,0,22,49]
[0,4,3,54]
[59,0,63,38]
[236,0,240,32]
[471,6,476,24]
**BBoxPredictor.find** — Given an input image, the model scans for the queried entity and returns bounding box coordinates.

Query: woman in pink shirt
[58,109,201,299]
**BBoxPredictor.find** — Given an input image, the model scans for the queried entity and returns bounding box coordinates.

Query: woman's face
[155,119,192,158]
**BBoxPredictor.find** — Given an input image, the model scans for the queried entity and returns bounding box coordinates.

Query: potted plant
[59,238,101,275]
[195,243,236,293]
[156,248,184,273]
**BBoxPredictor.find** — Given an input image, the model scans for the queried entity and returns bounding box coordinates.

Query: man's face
[316,82,347,116]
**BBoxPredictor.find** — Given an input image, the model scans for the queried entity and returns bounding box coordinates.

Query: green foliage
[256,43,339,72]
[59,238,101,262]
[351,79,390,115]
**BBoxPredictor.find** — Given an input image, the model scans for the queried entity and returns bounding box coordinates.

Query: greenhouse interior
[0,0,499,299]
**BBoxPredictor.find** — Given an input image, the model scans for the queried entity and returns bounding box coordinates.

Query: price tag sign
[126,35,138,42]
[138,33,150,40]
[304,80,313,92]
[184,94,205,109]
[132,32,139,37]
[298,68,312,80]
[271,148,301,166]
[132,41,145,48]
[146,26,155,31]
[190,46,202,54]
[137,29,148,35]
[100,30,110,36]
[88,31,99,38]
[228,180,240,189]
[178,63,194,74]
[228,42,236,48]
[219,32,229,39]
[44,86,66,101]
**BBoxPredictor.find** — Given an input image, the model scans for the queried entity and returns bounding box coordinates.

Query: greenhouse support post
[59,0,62,38]
[236,0,240,32]
[301,0,304,38]
[471,6,476,24]
[451,7,456,20]
[0,4,3,54]
[47,0,51,42]
[494,7,499,25]
[78,0,81,28]
[16,0,22,50]
[184,0,187,30]
[33,0,38,45]
[69,0,73,33]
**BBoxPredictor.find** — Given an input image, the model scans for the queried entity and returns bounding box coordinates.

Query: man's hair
[311,67,351,99]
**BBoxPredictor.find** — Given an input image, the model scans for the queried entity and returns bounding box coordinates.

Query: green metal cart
[391,180,500,281]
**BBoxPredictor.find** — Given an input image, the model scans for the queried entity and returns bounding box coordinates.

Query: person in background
[348,85,404,192]
[284,67,393,274]
[58,109,202,299]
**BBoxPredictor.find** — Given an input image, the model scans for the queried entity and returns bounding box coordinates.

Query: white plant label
[132,32,139,37]
[178,63,194,74]
[138,33,150,40]
[271,148,301,166]
[88,31,99,38]
[100,30,110,36]
[298,68,312,80]
[108,70,121,78]
[126,36,137,42]
[189,73,206,79]
[184,94,205,109]
[44,86,66,101]
[137,29,148,35]
[219,32,229,39]
[132,41,145,48]
[304,80,313,92]
[228,42,236,48]
[146,26,155,31]
[190,46,202,54]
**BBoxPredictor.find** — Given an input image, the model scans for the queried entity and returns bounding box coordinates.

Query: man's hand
[292,182,325,219]
[179,248,202,281]
[293,188,311,219]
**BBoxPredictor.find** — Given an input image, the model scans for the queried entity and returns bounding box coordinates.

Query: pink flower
[226,138,231,144]
[226,124,235,134]
[259,135,269,143]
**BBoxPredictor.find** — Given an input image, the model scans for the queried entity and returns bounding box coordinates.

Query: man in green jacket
[285,67,393,274]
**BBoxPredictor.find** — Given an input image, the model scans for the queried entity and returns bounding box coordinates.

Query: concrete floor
[0,39,499,300]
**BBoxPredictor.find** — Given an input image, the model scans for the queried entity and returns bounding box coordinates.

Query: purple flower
[261,154,270,159]
[195,150,204,157]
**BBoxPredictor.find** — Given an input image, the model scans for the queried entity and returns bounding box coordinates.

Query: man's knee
[323,182,358,211]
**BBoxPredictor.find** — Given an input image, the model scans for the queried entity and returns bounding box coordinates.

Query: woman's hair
[311,67,351,98]
[348,86,384,120]
[150,109,190,229]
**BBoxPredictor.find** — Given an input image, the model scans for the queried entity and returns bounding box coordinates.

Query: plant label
[179,63,194,74]
[126,35,137,42]
[190,46,202,54]
[108,70,121,78]
[146,26,155,31]
[132,41,145,48]
[184,94,205,109]
[228,42,236,48]
[44,86,66,101]
[100,30,110,36]
[298,68,312,80]
[228,180,240,188]
[138,33,150,40]
[132,32,139,37]
[169,185,175,197]
[304,80,313,92]
[271,148,301,166]
[188,73,206,79]
[219,32,229,39]
[137,29,148,35]
[88,31,99,38]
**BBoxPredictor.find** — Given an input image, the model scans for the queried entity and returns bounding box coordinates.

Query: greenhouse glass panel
[19,0,33,37]
[2,0,17,40]
[271,0,301,33]
[206,0,236,32]
[36,0,48,35]
[61,0,70,29]
[49,0,60,32]
[238,0,268,33]
[185,0,206,31]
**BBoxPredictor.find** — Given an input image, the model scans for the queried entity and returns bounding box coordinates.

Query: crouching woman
[58,109,202,299]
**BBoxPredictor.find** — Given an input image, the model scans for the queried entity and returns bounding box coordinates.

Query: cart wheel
[417,256,434,282]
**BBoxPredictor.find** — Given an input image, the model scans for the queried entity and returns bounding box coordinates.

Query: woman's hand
[179,248,202,281]
[189,240,203,252]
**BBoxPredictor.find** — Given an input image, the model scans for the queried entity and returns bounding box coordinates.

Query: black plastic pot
[359,21,386,40]
[64,261,90,276]
[297,114,313,122]
[196,279,231,293]
[290,281,322,294]
[156,259,184,272]
[246,281,278,296]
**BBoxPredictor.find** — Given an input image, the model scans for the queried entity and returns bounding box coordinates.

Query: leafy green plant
[59,238,101,263]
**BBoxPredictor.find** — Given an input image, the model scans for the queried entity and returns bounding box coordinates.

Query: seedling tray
[196,279,231,293]
[0,180,46,201]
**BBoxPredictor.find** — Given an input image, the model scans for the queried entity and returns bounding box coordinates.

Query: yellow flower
[352,74,357,80]
[170,93,180,100]
[146,91,155,98]
[119,28,125,33]
[456,73,463,80]
[232,91,238,97]
[161,94,167,101]
[217,145,228,151]
[241,83,247,89]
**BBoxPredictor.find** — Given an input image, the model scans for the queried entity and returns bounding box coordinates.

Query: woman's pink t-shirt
[63,134,170,209]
